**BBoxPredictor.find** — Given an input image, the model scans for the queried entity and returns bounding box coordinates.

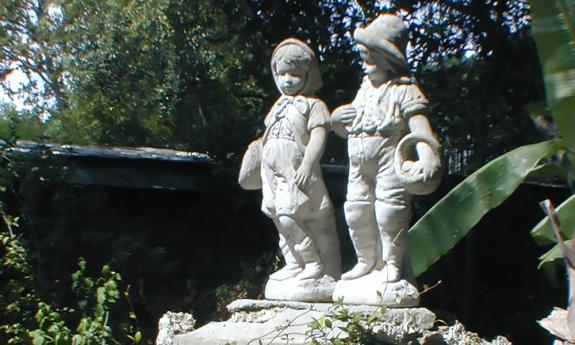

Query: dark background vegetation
[0,0,568,344]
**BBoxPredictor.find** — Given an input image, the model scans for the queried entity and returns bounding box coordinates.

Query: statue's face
[358,44,393,86]
[276,61,307,95]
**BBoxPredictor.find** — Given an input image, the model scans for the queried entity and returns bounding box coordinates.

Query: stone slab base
[264,275,336,302]
[156,312,195,345]
[333,274,419,307]
[173,299,435,345]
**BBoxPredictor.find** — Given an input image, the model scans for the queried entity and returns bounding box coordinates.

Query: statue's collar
[366,75,412,89]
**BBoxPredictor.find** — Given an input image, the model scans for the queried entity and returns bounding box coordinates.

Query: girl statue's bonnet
[270,38,323,96]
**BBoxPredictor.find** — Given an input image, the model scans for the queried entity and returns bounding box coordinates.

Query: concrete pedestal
[173,299,435,345]
[332,273,419,307]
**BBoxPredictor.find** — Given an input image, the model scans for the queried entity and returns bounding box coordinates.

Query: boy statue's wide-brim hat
[354,14,409,71]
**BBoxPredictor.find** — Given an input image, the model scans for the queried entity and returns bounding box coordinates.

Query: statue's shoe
[341,262,374,280]
[269,265,302,281]
[375,263,401,283]
[296,262,324,280]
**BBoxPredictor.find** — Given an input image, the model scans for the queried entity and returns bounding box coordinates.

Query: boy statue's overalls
[331,14,441,305]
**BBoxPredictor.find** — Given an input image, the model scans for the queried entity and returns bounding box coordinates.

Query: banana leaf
[530,0,575,151]
[409,140,556,277]
[532,194,575,245]
[539,240,575,268]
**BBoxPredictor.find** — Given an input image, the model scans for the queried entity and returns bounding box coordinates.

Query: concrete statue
[239,38,341,301]
[163,14,512,345]
[331,14,442,306]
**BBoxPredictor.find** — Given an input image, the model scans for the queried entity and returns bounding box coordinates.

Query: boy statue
[331,14,442,306]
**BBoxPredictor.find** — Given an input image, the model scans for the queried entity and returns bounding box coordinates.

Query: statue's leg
[277,215,324,280]
[341,200,379,280]
[305,213,341,279]
[269,231,303,281]
[374,199,411,283]
[374,143,412,283]
[342,136,380,281]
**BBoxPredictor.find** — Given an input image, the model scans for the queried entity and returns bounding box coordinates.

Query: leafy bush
[0,139,142,344]
[306,300,386,345]
[1,225,141,344]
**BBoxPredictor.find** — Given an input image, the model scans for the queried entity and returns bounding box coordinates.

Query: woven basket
[394,132,442,195]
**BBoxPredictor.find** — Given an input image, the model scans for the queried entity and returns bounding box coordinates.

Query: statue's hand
[331,105,356,125]
[402,157,439,182]
[294,163,312,189]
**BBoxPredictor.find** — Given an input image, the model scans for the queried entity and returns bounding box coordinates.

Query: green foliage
[27,259,142,345]
[530,0,575,151]
[528,0,575,265]
[306,299,386,345]
[214,253,281,319]
[0,0,69,117]
[1,0,268,154]
[244,1,544,167]
[1,0,545,168]
[531,194,575,245]
[0,221,141,344]
[538,238,574,267]
[531,184,575,267]
[1,229,142,344]
[46,0,266,154]
[408,140,557,276]
[420,48,544,172]
[407,0,575,275]
[0,142,142,344]
[0,221,39,344]
[0,103,46,142]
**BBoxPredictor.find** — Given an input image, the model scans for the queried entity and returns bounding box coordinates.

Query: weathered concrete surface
[332,276,420,307]
[264,275,337,302]
[419,322,512,345]
[156,311,196,345]
[172,299,512,345]
[173,299,435,345]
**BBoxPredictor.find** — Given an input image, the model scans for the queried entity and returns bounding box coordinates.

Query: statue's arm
[305,125,328,166]
[407,114,437,163]
[406,114,441,180]
[331,104,355,138]
[294,125,327,188]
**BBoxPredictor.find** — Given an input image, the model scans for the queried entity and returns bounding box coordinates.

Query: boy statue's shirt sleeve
[399,83,429,119]
[307,100,331,131]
